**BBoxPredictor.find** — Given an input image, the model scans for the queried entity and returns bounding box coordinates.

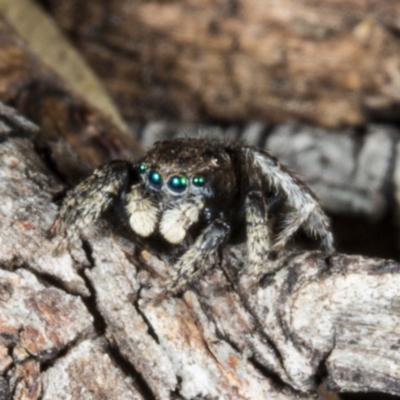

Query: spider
[52,137,335,295]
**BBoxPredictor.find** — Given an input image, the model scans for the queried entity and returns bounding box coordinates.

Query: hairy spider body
[54,138,335,294]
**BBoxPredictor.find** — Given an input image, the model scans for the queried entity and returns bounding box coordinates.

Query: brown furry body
[54,138,335,294]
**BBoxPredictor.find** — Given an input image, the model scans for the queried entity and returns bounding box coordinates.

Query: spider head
[127,139,237,244]
[137,138,236,203]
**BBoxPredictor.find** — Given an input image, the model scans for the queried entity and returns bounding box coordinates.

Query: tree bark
[38,0,400,128]
[1,3,400,398]
[1,103,400,399]
[0,0,129,134]
[0,14,141,170]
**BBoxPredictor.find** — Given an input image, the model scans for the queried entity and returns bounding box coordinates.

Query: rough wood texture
[39,0,400,127]
[1,104,400,399]
[0,16,141,168]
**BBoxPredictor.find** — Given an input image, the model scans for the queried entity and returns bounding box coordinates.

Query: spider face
[54,137,335,295]
[137,139,236,197]
[126,139,238,244]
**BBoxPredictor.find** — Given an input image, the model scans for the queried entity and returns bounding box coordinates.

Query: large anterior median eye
[148,170,163,188]
[167,175,188,193]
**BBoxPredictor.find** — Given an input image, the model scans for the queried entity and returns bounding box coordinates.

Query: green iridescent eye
[137,163,146,174]
[192,176,205,187]
[148,170,162,188]
[168,176,188,193]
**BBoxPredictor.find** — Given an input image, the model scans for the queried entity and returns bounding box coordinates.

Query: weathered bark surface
[0,15,141,169]
[1,105,400,399]
[38,0,400,127]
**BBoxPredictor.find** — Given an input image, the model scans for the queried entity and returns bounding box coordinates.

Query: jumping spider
[53,137,335,295]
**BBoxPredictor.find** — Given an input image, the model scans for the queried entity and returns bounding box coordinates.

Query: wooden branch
[0,15,141,169]
[0,0,128,134]
[39,0,400,127]
[1,103,400,399]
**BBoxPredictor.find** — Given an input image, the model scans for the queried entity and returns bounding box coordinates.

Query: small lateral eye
[167,175,188,193]
[137,163,146,174]
[192,176,205,187]
[148,170,163,188]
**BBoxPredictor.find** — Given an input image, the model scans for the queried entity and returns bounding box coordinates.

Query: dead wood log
[1,105,400,399]
[0,0,129,134]
[38,0,400,128]
[0,15,142,169]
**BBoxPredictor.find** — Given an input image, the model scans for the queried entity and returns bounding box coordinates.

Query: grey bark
[36,0,400,128]
[1,104,400,399]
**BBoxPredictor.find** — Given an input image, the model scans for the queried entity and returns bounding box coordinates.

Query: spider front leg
[162,219,231,296]
[244,191,275,276]
[51,160,134,238]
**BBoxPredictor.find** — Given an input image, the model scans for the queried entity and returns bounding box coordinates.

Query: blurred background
[1,1,400,398]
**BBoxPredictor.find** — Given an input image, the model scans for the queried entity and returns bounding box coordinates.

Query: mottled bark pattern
[1,103,400,398]
[40,0,400,127]
[0,16,141,168]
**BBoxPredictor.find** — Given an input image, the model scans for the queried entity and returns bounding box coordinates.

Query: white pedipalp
[126,186,159,237]
[160,199,204,244]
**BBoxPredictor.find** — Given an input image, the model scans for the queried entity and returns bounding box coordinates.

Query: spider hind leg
[251,148,335,255]
[273,202,335,254]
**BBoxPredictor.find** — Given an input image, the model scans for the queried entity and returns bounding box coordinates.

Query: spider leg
[163,219,230,296]
[245,191,273,275]
[273,204,334,253]
[251,149,335,254]
[51,160,134,238]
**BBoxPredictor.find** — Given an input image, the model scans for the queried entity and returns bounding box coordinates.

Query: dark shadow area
[341,393,400,400]
[330,211,399,261]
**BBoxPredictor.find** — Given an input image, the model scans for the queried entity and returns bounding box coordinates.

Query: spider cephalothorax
[126,139,238,245]
[54,137,335,294]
